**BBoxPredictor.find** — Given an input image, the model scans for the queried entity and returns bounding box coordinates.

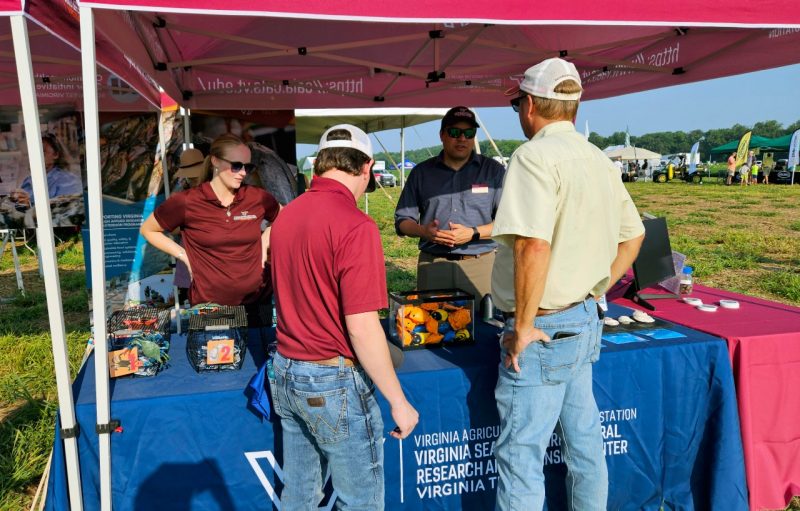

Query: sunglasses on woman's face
[445,127,477,139]
[218,156,256,174]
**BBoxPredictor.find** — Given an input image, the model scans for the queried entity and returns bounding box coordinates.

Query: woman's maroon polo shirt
[270,177,388,361]
[154,182,280,306]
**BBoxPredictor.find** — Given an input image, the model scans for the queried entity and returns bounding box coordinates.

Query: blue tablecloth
[45,304,748,510]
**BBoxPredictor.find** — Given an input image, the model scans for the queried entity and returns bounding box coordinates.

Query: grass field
[0,179,799,510]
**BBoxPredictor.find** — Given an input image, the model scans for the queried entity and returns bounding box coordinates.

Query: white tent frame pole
[10,14,84,511]
[172,106,193,326]
[371,133,399,200]
[183,107,192,149]
[473,112,503,160]
[159,112,171,198]
[400,117,405,189]
[156,108,184,332]
[80,7,113,511]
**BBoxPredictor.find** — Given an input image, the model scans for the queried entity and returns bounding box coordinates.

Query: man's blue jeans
[270,352,385,510]
[494,298,608,511]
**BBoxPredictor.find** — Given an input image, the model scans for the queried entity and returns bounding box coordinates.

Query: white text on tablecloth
[412,426,500,499]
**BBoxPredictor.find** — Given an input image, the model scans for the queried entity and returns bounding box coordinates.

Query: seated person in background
[140,134,281,326]
[13,134,82,207]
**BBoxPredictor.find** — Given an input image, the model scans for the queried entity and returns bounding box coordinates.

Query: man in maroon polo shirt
[269,124,418,510]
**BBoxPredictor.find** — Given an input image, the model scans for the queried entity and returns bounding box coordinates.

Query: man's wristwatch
[471,226,480,242]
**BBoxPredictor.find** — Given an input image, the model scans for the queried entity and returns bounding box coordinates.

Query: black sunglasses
[218,156,256,174]
[510,94,528,113]
[445,127,477,139]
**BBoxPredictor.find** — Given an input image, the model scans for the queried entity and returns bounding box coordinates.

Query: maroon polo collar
[309,176,357,205]
[199,181,246,207]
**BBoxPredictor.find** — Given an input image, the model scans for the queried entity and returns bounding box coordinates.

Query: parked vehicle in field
[773,159,797,184]
[652,155,706,183]
[373,170,397,187]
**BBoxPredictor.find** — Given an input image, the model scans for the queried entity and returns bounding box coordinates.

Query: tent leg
[182,107,192,149]
[80,7,113,511]
[400,119,405,188]
[11,14,83,511]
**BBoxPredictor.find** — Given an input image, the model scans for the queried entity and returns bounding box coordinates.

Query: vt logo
[245,450,338,510]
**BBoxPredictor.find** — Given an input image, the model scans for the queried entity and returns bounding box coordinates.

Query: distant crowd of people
[727,150,772,186]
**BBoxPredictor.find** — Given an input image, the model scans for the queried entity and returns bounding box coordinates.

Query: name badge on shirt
[472,183,489,194]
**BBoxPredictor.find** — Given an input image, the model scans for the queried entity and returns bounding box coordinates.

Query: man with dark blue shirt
[394,106,505,300]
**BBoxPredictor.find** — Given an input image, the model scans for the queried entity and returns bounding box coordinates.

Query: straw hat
[175,148,206,179]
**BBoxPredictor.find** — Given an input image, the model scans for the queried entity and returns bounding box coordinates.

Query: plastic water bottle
[679,266,694,296]
[481,294,495,322]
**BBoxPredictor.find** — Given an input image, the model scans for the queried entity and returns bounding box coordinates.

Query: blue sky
[297,63,800,158]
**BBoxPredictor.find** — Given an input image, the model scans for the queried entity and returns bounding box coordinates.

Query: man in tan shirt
[491,58,645,511]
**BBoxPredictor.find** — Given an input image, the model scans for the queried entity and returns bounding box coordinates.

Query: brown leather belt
[501,302,580,319]
[436,251,492,261]
[306,356,358,367]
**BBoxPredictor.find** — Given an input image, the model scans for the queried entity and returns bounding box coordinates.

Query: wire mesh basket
[106,308,172,377]
[186,305,248,372]
[107,308,171,350]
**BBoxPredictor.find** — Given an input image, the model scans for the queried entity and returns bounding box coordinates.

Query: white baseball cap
[506,58,583,101]
[318,124,373,159]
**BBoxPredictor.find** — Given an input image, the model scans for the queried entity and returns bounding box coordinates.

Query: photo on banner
[81,110,183,314]
[0,106,84,230]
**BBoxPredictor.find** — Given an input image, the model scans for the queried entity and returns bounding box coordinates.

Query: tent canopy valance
[77,0,800,25]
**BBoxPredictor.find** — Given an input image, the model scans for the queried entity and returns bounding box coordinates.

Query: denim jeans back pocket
[538,331,585,384]
[289,387,349,444]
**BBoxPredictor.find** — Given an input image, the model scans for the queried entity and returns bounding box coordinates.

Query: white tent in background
[295,108,448,144]
[605,146,662,161]
[296,107,448,188]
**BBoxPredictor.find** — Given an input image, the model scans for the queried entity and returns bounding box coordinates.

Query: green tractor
[653,155,706,183]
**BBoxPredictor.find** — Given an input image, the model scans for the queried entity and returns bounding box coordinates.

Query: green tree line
[361,119,800,166]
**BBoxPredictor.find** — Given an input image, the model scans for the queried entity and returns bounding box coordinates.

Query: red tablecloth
[612,283,800,510]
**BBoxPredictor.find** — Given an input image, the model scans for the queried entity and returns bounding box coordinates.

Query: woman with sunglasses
[141,133,281,323]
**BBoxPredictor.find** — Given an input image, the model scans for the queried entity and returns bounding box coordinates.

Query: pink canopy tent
[73,1,800,110]
[68,2,800,510]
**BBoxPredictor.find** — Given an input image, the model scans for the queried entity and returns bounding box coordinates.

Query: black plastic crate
[186,305,248,372]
